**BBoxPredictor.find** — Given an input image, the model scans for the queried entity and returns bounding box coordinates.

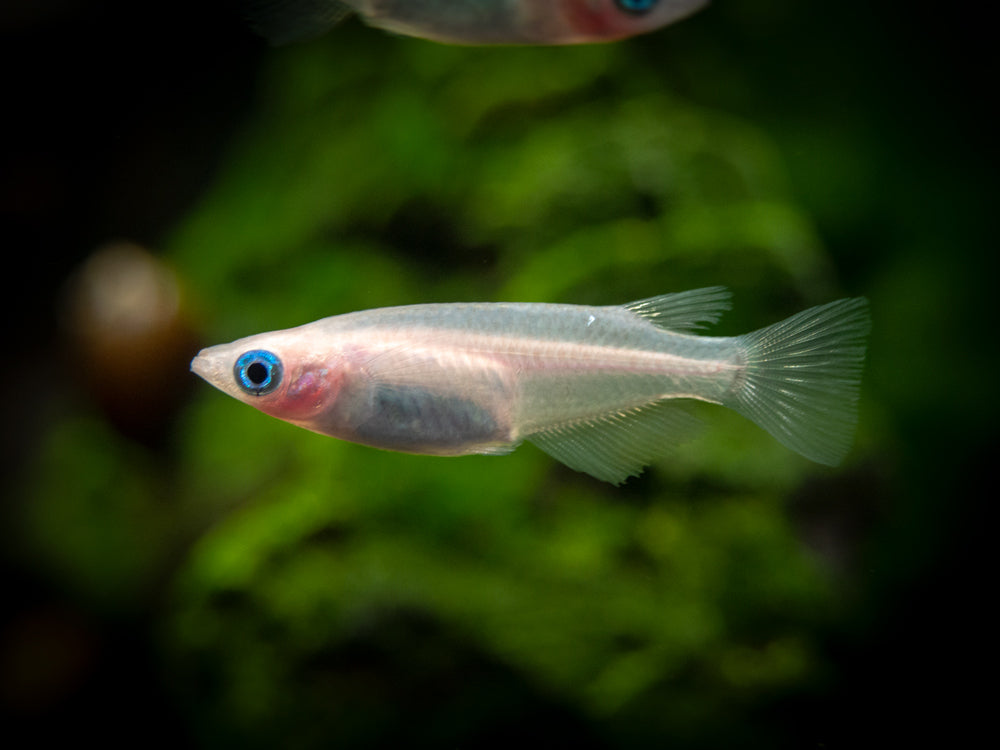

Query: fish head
[191,328,345,423]
[562,0,708,42]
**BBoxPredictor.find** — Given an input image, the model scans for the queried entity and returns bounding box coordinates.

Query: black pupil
[247,361,269,385]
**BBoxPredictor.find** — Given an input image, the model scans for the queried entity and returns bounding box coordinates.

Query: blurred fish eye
[234,350,283,396]
[615,0,659,14]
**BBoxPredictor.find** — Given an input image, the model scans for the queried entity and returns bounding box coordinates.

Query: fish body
[192,288,870,484]
[248,0,709,46]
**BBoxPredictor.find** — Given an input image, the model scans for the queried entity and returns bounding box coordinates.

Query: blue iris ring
[234,350,283,396]
[615,0,658,14]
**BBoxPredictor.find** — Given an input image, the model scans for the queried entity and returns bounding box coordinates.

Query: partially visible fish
[245,0,709,46]
[191,288,869,484]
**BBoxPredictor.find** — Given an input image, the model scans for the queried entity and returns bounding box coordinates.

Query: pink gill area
[560,0,618,39]
[262,367,337,421]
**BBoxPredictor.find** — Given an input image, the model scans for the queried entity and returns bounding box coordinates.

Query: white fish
[191,288,870,484]
[246,0,709,46]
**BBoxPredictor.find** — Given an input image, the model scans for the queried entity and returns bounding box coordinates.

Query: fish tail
[243,0,353,45]
[727,297,871,465]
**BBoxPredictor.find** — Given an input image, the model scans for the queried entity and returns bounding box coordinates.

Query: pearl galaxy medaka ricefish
[247,0,709,46]
[192,288,870,484]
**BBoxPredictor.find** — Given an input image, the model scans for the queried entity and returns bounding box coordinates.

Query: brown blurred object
[62,242,200,444]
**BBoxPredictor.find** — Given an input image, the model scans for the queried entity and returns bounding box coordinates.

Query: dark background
[2,1,993,746]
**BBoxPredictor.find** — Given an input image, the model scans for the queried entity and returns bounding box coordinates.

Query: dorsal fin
[624,286,731,332]
[527,401,701,485]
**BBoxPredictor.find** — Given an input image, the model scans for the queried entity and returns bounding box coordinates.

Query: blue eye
[234,350,283,396]
[616,0,659,14]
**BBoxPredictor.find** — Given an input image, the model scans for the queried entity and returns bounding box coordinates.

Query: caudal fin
[243,0,352,45]
[727,297,871,466]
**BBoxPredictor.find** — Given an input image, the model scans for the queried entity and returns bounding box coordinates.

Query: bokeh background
[2,1,992,747]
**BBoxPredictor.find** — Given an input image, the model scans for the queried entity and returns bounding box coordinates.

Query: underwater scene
[2,1,991,747]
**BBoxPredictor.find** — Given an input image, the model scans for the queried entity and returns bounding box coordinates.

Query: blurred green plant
[27,26,866,748]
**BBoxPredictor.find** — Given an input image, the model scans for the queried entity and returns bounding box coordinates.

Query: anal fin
[527,401,701,485]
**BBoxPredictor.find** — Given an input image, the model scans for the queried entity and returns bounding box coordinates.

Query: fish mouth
[190,349,222,382]
[191,345,249,400]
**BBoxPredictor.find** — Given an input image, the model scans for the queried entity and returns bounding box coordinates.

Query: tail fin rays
[727,298,871,466]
